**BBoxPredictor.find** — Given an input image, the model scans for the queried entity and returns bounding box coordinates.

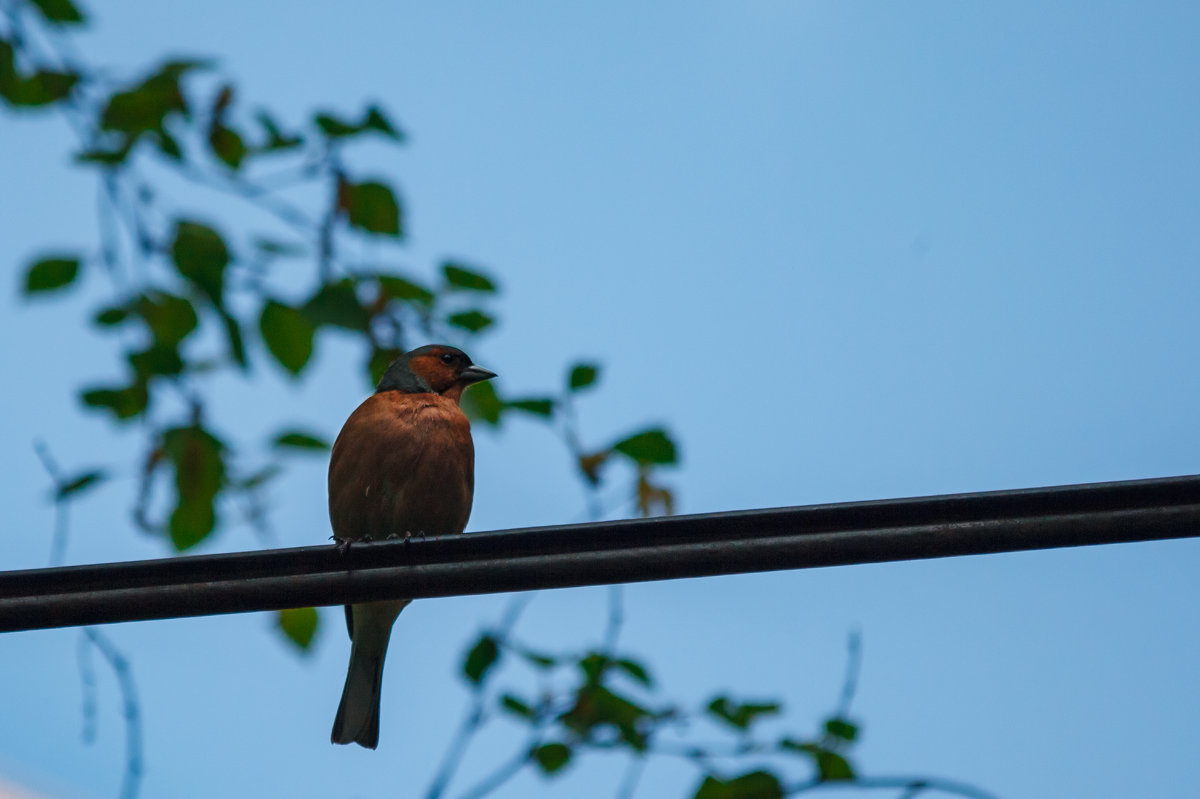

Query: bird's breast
[328,392,476,542]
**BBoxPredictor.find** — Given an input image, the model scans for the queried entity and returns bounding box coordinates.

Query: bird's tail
[331,600,408,749]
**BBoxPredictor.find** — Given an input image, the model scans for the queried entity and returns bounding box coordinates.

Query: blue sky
[2,2,1200,798]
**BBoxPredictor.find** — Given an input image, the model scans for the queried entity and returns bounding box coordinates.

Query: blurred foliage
[22,255,79,293]
[276,606,319,653]
[5,0,678,563]
[7,2,994,798]
[431,605,875,799]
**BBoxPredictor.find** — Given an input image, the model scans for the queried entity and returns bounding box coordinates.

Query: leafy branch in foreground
[430,601,998,799]
[4,0,677,581]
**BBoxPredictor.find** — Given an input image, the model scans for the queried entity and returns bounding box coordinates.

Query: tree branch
[788,775,1002,799]
[424,594,534,799]
[80,628,143,799]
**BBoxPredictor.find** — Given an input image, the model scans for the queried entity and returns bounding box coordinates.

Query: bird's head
[376,344,496,402]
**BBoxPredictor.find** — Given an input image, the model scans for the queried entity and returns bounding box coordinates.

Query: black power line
[2,474,1199,633]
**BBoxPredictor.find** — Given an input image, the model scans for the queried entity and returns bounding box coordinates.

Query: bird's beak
[459,365,497,385]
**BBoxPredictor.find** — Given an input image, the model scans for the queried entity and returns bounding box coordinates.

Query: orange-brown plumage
[328,391,475,542]
[328,344,494,749]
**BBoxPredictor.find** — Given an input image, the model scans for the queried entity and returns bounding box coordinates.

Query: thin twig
[603,585,624,655]
[168,158,318,234]
[32,440,143,799]
[834,629,862,720]
[788,775,1002,799]
[81,629,143,799]
[615,755,646,799]
[596,738,766,762]
[318,156,338,283]
[557,393,604,521]
[249,161,322,190]
[77,631,98,743]
[32,439,69,565]
[451,731,539,799]
[424,594,533,799]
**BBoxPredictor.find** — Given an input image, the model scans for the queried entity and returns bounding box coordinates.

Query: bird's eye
[440,353,456,365]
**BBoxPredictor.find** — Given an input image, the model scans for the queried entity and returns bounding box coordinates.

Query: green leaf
[706,697,781,731]
[614,658,652,687]
[208,124,246,169]
[80,382,149,421]
[462,633,500,684]
[823,717,859,742]
[127,344,184,379]
[447,310,494,333]
[0,68,79,107]
[499,693,535,719]
[254,111,303,151]
[0,42,79,107]
[0,41,16,97]
[806,746,854,781]
[461,379,503,426]
[816,750,854,780]
[155,129,183,161]
[160,59,215,80]
[532,743,572,775]
[505,398,554,417]
[28,0,85,24]
[693,771,784,799]
[560,684,652,750]
[778,740,856,780]
[272,430,330,451]
[378,274,434,305]
[568,363,600,391]
[169,497,214,550]
[315,113,358,138]
[362,106,403,140]
[442,262,498,293]
[303,279,369,331]
[100,65,188,135]
[259,300,315,376]
[171,220,230,307]
[315,104,403,141]
[612,428,678,466]
[23,257,79,294]
[93,307,129,326]
[137,292,198,345]
[161,424,226,550]
[367,347,403,387]
[276,607,319,652]
[339,178,402,236]
[76,142,133,166]
[163,426,226,505]
[55,469,107,501]
[578,652,609,685]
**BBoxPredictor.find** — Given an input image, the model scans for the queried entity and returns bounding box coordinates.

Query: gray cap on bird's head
[376,344,496,394]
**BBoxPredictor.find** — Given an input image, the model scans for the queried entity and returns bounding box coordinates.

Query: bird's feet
[384,529,427,542]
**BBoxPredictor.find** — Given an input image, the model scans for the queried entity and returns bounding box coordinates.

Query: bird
[328,344,496,749]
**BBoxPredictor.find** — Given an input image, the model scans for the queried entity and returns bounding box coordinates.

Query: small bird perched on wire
[328,344,496,749]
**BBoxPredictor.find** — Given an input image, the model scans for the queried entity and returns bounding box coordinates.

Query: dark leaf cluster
[442,608,878,799]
